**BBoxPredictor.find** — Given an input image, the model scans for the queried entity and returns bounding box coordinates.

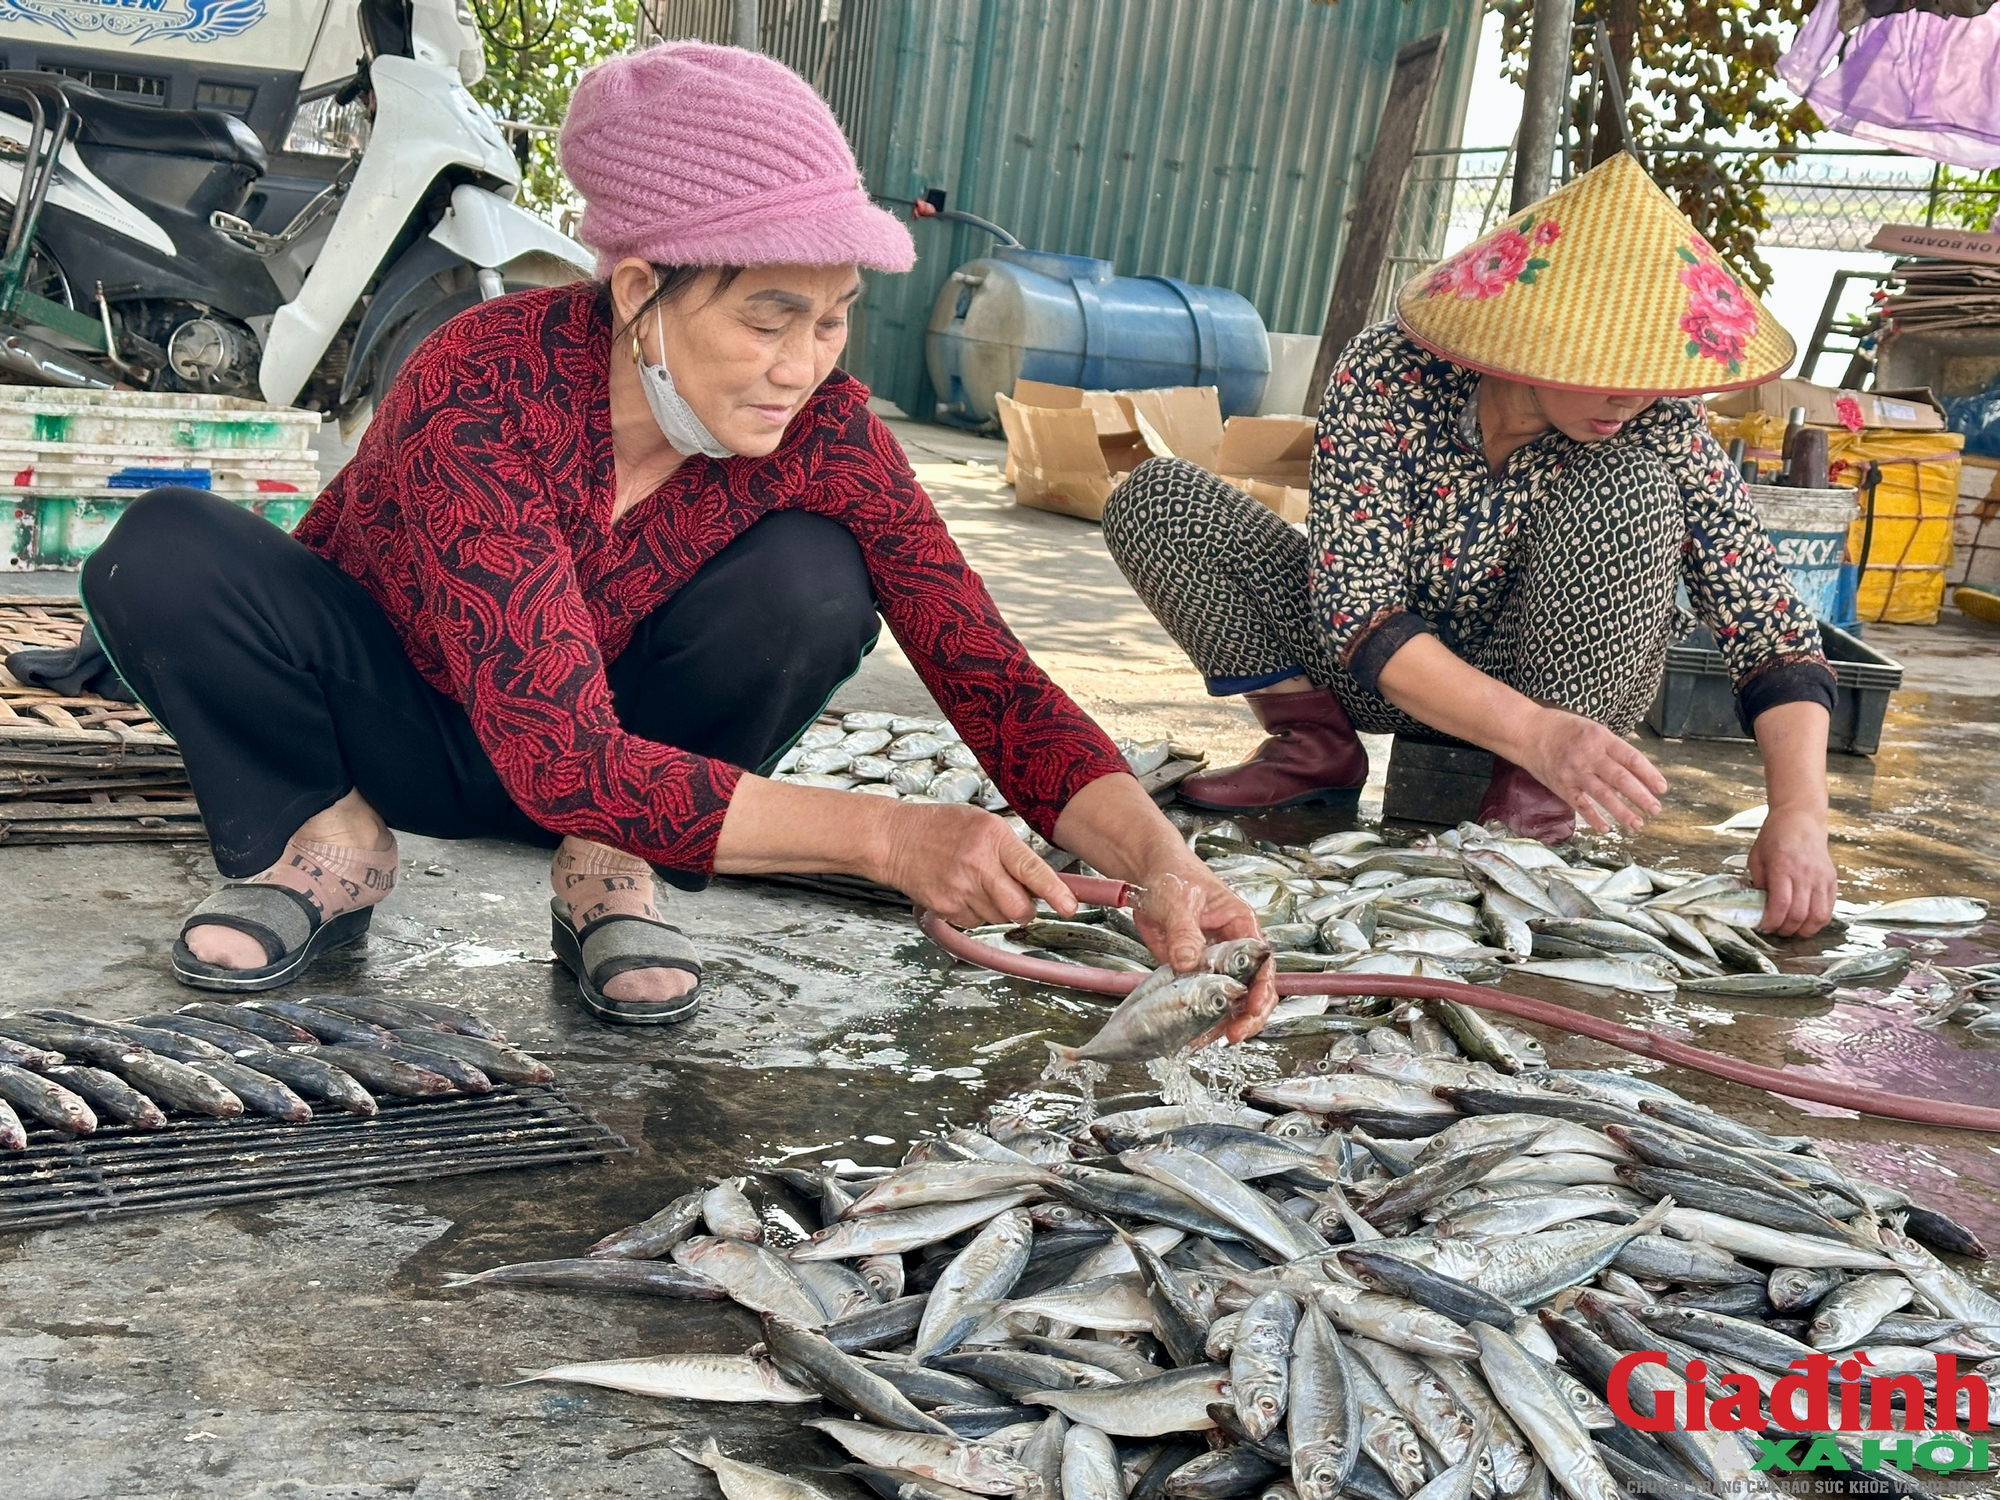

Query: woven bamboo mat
[0,598,196,841]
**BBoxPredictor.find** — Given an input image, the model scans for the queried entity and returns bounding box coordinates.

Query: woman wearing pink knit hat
[82,43,1264,1027]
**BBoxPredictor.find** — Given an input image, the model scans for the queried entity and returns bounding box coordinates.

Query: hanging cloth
[1780,0,2000,168]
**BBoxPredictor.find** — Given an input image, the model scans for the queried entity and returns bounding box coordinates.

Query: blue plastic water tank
[925,247,1270,428]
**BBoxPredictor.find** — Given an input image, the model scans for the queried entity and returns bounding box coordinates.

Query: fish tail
[1045,1041,1081,1065]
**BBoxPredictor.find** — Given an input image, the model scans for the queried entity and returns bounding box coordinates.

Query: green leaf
[469,0,637,219]
[1494,0,1823,293]
[1675,245,1699,264]
[1686,340,1702,357]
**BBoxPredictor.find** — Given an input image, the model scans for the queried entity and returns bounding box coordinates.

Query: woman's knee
[726,511,878,662]
[82,488,238,616]
[1103,457,1252,570]
[1549,443,1678,521]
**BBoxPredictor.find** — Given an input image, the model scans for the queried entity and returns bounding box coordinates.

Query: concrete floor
[2,415,1997,1498]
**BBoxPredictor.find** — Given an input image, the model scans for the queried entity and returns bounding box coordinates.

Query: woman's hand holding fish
[1050,774,1269,1036]
[1131,871,1273,1045]
[1749,806,1836,937]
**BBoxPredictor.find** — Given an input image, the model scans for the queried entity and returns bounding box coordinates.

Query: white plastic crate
[0,443,321,495]
[0,387,321,453]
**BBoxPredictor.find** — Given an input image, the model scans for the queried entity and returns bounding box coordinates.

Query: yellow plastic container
[1828,429,1963,626]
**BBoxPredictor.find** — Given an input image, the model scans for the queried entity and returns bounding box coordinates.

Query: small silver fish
[523,1353,816,1403]
[1514,958,1677,995]
[927,769,984,803]
[686,1439,840,1500]
[842,727,893,756]
[795,746,856,776]
[849,754,894,781]
[1818,947,1912,984]
[889,761,936,795]
[1857,896,1988,927]
[1675,972,1833,999]
[1050,971,1245,1064]
[891,732,952,762]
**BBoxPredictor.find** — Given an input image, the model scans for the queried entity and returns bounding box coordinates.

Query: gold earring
[631,334,643,363]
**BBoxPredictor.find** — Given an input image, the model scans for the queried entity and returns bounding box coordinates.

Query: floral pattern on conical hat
[1394,152,1795,397]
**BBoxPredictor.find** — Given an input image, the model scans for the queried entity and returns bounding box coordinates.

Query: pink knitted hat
[558,42,915,275]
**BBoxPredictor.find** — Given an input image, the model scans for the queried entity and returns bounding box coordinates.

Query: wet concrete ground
[1,414,1996,1498]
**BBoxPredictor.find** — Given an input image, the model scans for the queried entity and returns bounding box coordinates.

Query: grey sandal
[172,884,373,992]
[549,899,704,1026]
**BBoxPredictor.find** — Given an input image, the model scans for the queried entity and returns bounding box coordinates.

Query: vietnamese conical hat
[1394,152,1794,397]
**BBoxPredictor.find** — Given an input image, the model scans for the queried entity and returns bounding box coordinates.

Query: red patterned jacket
[294,282,1126,877]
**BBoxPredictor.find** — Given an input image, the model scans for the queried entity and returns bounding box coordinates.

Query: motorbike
[0,0,590,422]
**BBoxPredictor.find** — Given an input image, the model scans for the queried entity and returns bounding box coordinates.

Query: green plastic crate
[5,492,314,570]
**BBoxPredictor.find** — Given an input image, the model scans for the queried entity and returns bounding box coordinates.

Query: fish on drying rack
[0,995,553,1144]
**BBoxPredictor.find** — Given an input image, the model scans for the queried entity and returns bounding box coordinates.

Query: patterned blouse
[295,282,1127,882]
[1309,322,1836,725]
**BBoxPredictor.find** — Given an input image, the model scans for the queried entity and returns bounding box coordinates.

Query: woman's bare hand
[877,801,1075,927]
[1130,863,1262,973]
[1516,707,1668,832]
[1748,805,1837,936]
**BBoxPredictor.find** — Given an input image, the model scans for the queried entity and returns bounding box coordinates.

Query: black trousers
[81,489,880,888]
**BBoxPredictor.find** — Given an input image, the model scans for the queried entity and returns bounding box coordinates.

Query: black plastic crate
[1382,737,1494,826]
[1646,622,1903,755]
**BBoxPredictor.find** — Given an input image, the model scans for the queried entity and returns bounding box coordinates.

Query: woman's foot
[1178,685,1369,813]
[183,793,398,970]
[1477,757,1576,843]
[550,838,696,1003]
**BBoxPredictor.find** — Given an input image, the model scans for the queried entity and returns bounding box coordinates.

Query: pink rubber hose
[915,874,2000,1135]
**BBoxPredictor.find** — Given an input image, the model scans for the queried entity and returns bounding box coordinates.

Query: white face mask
[635,299,735,460]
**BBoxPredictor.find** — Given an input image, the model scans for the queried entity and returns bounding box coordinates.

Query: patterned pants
[1100,449,1684,737]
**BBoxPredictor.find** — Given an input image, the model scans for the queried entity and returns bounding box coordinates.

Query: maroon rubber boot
[1178,687,1369,814]
[1477,756,1576,843]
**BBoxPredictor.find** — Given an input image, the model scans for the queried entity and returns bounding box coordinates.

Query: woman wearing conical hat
[1103,154,1839,937]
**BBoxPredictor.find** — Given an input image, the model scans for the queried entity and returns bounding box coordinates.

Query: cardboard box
[995,393,1122,521]
[1869,223,2000,267]
[1215,415,1314,523]
[998,381,1227,521]
[998,380,1316,524]
[1709,377,1945,432]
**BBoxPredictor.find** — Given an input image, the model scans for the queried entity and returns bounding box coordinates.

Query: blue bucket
[1747,484,1858,624]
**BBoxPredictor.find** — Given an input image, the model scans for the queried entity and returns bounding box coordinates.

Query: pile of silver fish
[0,996,548,1145]
[454,998,1996,1500]
[774,712,1189,812]
[983,818,1993,1023]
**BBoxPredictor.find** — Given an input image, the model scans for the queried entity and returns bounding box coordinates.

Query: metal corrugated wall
[634,0,1480,422]
[639,0,880,137]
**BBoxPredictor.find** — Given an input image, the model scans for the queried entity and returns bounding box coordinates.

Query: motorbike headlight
[283,93,373,158]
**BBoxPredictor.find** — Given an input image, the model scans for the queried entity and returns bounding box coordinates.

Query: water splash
[1143,1050,1209,1108]
[1040,1044,1108,1119]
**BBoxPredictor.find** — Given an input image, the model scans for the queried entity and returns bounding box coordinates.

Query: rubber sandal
[549,899,704,1026]
[172,884,373,993]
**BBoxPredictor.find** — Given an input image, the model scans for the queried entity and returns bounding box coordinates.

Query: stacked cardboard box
[997,380,1314,524]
